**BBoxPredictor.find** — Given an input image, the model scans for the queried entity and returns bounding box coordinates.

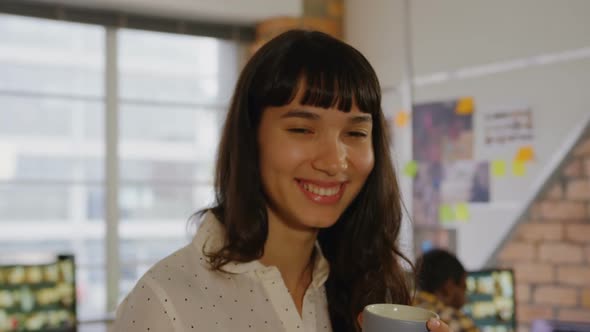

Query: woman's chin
[298,214,341,229]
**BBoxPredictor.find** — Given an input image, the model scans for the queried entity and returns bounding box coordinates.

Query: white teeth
[301,182,340,196]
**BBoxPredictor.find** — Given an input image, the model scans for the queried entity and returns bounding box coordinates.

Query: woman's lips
[295,179,347,205]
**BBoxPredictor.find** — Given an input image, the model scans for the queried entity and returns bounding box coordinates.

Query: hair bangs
[298,62,380,115]
[250,31,382,116]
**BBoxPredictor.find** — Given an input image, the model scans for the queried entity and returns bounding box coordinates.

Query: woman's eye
[288,128,313,134]
[348,131,368,138]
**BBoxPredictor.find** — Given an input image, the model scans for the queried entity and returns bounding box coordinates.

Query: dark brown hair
[205,30,412,332]
[416,249,465,293]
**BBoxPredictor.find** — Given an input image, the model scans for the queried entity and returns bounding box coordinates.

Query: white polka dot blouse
[113,211,333,331]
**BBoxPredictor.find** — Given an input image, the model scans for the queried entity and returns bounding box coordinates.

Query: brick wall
[494,132,590,331]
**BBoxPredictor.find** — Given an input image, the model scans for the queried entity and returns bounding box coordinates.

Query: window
[0,14,240,319]
[0,14,105,319]
[116,28,237,301]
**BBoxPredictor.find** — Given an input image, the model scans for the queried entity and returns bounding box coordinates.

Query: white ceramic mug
[362,303,439,332]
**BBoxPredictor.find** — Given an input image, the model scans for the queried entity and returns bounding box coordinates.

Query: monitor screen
[464,269,516,332]
[0,255,76,332]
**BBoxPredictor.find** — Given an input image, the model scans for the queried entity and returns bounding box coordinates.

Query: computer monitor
[464,268,516,332]
[0,255,77,332]
[531,319,590,332]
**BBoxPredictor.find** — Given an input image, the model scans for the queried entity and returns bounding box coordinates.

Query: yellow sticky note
[395,110,410,128]
[455,97,474,115]
[403,160,419,178]
[512,160,527,176]
[439,204,454,223]
[515,146,535,162]
[491,160,507,177]
[454,203,470,222]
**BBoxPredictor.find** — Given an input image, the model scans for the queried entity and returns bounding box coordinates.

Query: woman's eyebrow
[280,109,321,120]
[348,114,372,124]
[280,109,371,124]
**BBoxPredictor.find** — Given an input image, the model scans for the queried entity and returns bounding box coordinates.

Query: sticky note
[515,146,535,162]
[512,160,527,176]
[439,204,454,223]
[455,97,474,115]
[395,110,410,128]
[491,160,507,177]
[403,160,419,178]
[454,203,470,222]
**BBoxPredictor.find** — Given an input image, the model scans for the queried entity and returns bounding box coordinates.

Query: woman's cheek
[271,139,311,168]
[351,146,375,174]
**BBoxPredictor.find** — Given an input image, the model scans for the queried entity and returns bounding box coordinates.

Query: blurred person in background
[414,249,479,332]
[113,30,451,332]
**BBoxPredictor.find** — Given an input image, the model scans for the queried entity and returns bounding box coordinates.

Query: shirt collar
[192,211,330,288]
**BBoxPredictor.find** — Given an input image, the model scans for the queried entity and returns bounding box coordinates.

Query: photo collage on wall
[411,98,490,258]
[392,96,535,258]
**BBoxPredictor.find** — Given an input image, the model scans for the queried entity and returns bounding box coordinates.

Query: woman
[114,30,448,332]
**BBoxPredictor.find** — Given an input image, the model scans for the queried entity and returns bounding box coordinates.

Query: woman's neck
[259,209,317,315]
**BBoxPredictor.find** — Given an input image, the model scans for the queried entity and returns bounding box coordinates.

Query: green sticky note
[403,160,419,178]
[491,160,506,177]
[512,160,526,177]
[454,203,470,222]
[439,204,454,223]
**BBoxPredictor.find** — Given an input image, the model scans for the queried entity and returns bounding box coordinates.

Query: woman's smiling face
[257,89,375,230]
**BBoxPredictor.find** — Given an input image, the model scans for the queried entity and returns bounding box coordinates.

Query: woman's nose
[311,137,348,176]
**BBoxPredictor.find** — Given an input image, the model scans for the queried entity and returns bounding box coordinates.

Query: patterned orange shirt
[413,291,479,332]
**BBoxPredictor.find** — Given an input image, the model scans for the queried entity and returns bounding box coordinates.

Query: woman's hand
[427,317,451,332]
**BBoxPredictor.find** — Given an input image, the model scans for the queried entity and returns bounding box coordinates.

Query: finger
[426,317,442,332]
